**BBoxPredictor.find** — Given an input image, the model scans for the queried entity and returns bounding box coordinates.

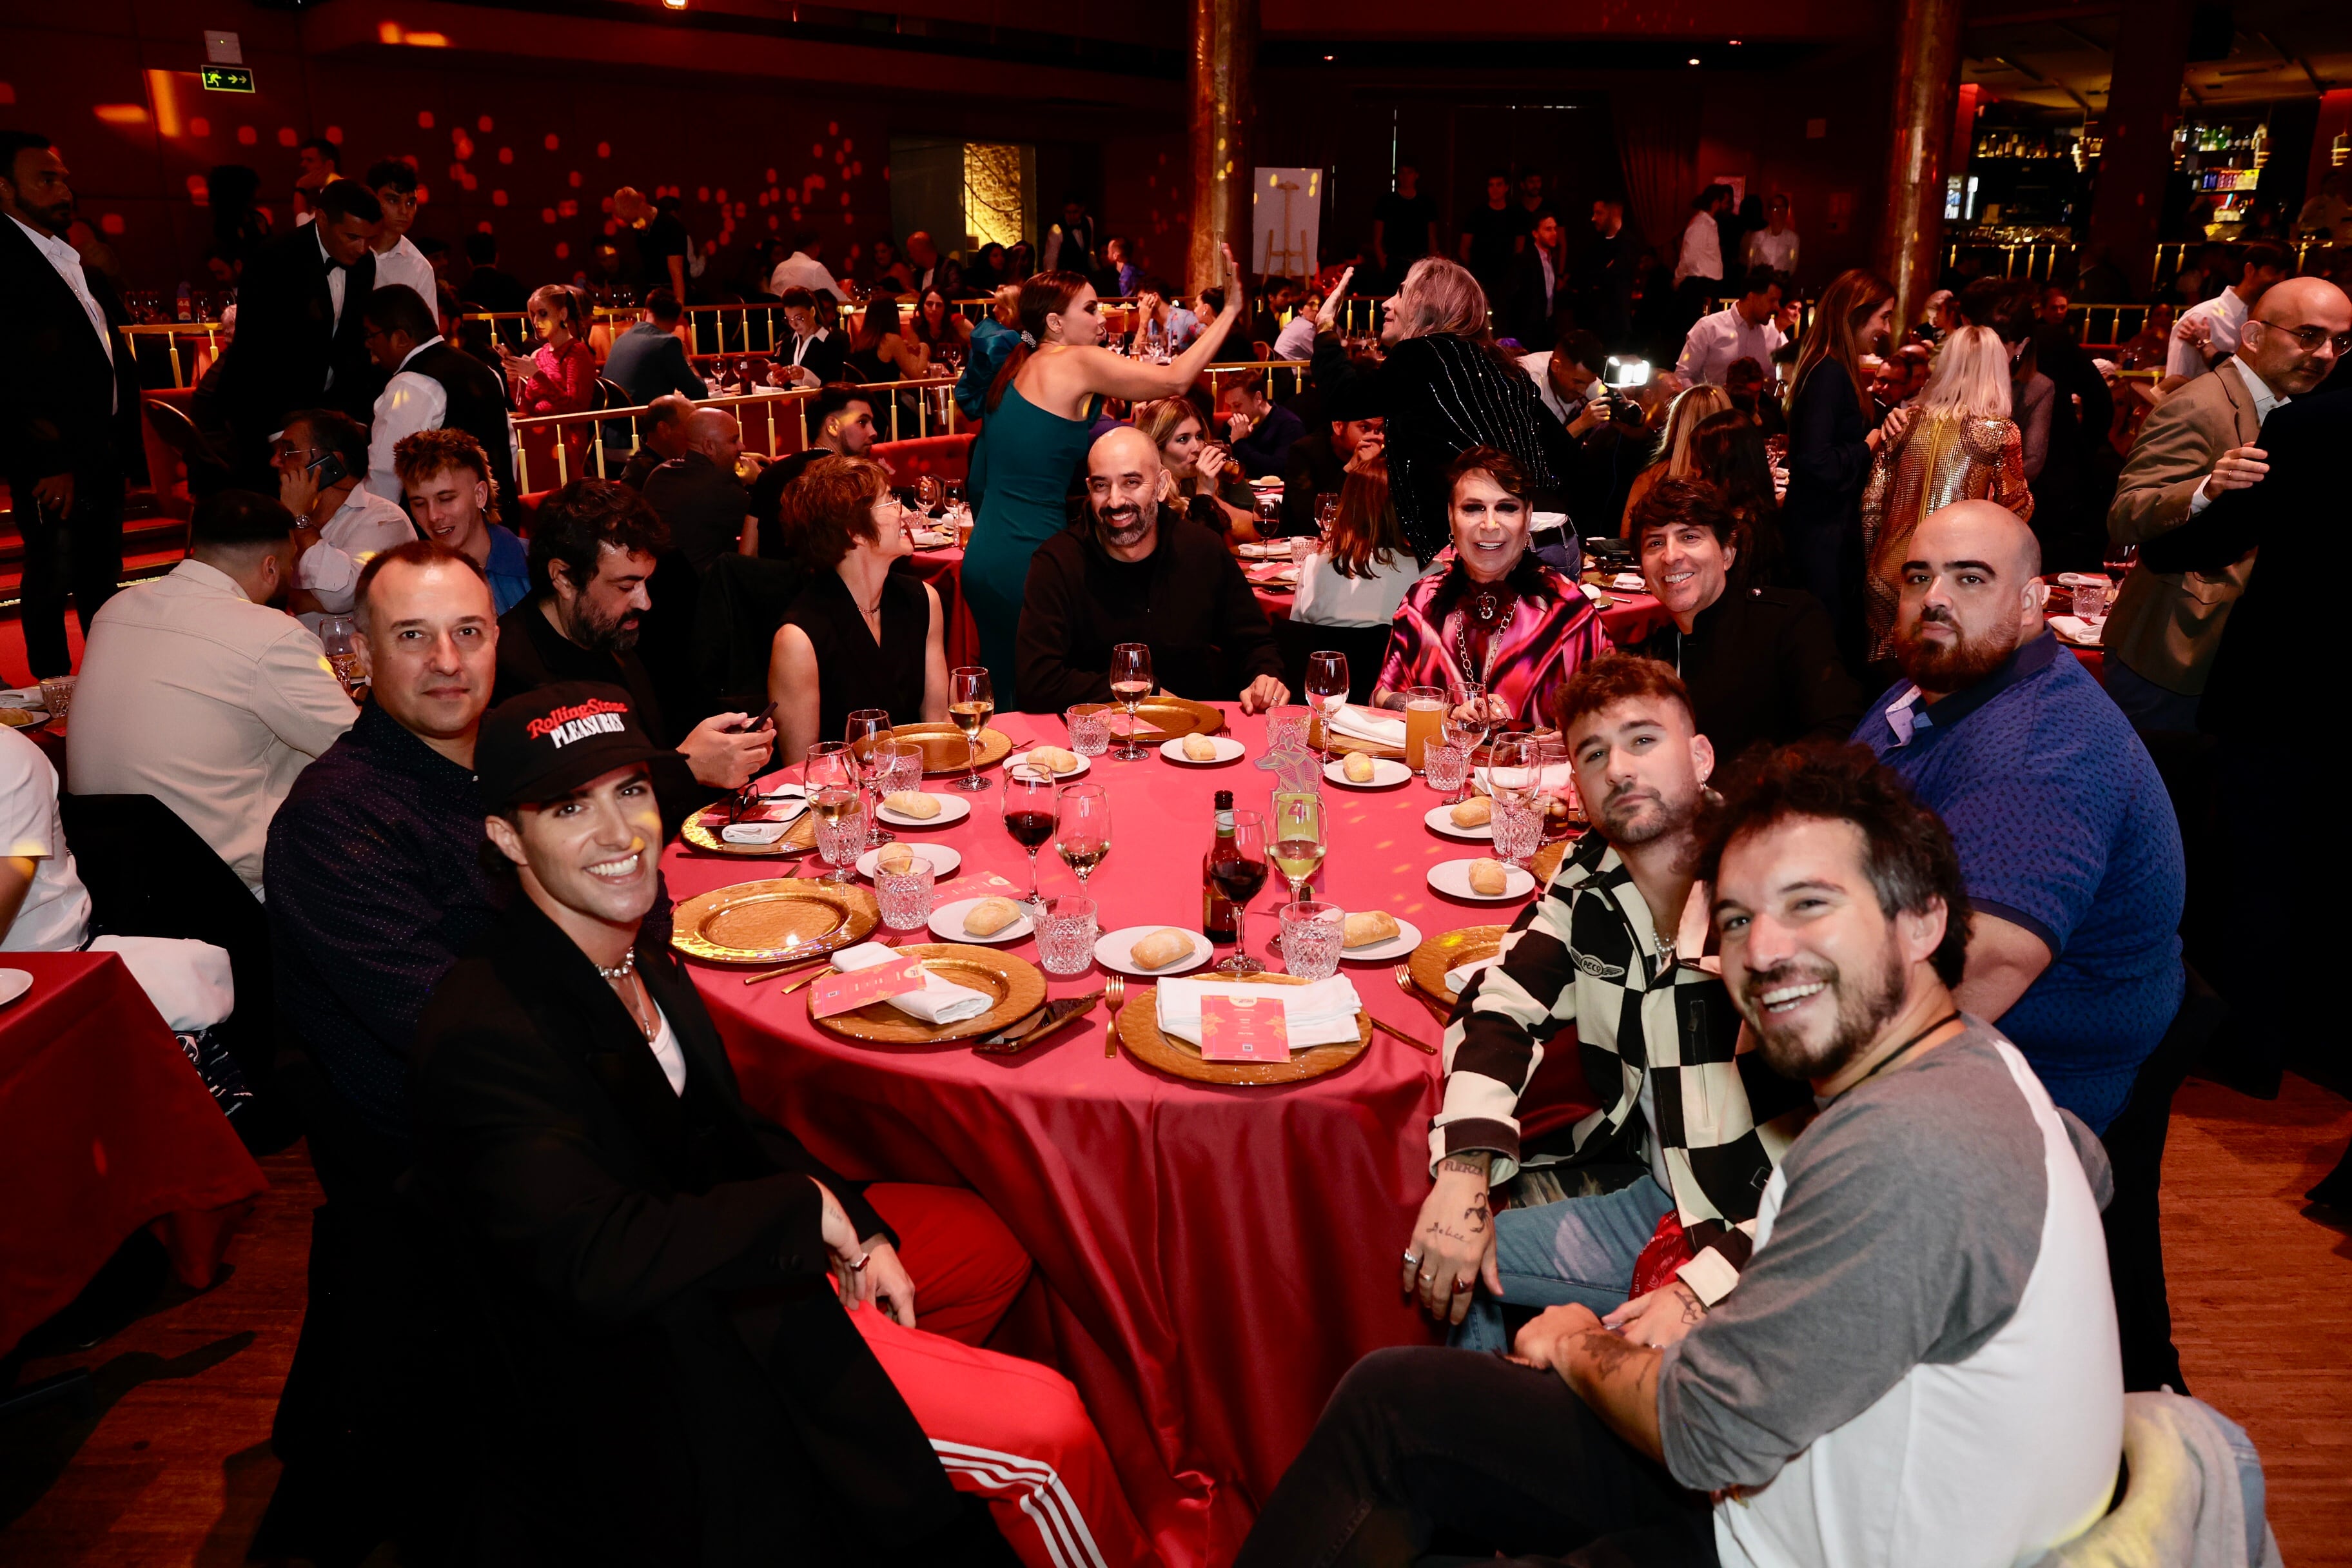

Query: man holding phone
[275,407,416,638]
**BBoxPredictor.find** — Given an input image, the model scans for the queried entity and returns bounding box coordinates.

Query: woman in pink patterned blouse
[1373,446,1611,727]
[500,284,599,474]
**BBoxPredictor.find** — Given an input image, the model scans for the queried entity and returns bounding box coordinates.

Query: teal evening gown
[960,383,1101,709]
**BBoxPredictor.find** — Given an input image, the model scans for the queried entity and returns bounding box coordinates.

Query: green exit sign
[200,64,255,93]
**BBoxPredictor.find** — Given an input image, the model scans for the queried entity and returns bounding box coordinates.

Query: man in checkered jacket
[1404,653,1812,1348]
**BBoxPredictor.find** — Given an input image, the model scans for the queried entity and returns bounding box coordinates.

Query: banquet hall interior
[3,0,2351,1562]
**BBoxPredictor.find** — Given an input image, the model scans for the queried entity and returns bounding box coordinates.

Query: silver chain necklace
[596,949,636,982]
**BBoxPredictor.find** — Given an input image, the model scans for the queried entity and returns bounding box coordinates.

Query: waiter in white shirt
[1743,193,1799,277]
[364,158,437,309]
[2159,241,2293,393]
[0,131,141,680]
[273,409,416,638]
[767,227,847,302]
[1676,266,1790,387]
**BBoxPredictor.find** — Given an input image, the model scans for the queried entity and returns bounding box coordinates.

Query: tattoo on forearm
[1578,1329,1643,1378]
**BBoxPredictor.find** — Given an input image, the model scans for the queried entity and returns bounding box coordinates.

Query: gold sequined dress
[1857,413,2035,659]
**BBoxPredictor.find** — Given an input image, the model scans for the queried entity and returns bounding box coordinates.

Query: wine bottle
[1202,789,1239,943]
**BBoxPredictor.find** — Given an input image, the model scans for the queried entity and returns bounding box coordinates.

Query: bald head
[1086,426,1164,558]
[687,408,742,469]
[1894,500,2045,697]
[2242,276,2352,397]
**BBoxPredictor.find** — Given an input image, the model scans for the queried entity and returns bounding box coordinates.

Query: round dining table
[664,706,1598,1568]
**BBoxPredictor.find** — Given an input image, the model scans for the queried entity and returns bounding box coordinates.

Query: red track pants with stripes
[856,1184,1157,1568]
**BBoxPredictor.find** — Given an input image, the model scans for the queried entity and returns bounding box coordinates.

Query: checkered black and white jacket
[1436,830,1812,1301]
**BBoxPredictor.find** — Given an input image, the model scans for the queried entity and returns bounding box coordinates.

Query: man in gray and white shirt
[1237,741,2122,1568]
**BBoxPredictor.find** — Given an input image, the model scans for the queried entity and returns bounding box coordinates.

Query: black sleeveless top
[781,569,932,743]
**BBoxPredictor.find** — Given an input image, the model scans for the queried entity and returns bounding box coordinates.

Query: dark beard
[1596,779,1698,848]
[566,597,641,655]
[1093,498,1155,551]
[1740,942,1909,1083]
[1895,611,2014,694]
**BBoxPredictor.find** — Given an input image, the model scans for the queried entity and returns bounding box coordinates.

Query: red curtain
[1611,88,1699,264]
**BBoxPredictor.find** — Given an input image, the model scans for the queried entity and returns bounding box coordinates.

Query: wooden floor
[4,1072,2349,1566]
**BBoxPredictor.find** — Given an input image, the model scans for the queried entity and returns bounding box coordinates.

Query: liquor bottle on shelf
[1203,790,1240,944]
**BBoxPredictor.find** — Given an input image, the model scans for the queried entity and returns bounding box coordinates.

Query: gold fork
[1102,974,1127,1058]
[1393,963,1455,1026]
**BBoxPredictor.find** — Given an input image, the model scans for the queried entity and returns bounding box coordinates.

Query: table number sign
[810,959,927,1018]
[1197,994,1291,1061]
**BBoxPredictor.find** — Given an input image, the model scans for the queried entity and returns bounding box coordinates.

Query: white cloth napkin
[1328,705,1406,748]
[2048,614,2104,647]
[720,821,791,845]
[1154,975,1363,1049]
[1609,571,1647,592]
[831,941,992,1024]
[0,686,42,708]
[90,935,235,1032]
[1446,957,1500,995]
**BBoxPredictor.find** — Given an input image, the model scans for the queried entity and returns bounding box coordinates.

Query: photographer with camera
[1520,327,1647,538]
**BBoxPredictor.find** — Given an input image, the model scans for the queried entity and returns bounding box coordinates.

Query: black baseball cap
[476,681,667,808]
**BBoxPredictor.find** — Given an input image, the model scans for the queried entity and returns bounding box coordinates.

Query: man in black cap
[409,681,1152,1567]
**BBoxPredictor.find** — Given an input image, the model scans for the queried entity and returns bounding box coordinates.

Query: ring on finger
[1402,1250,1422,1268]
[1418,1271,1435,1284]
[1451,1274,1473,1294]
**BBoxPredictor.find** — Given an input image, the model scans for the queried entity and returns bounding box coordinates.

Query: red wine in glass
[1004,810,1056,850]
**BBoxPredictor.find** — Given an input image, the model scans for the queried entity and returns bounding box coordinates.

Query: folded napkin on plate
[1446,957,1500,995]
[1154,975,1363,1048]
[721,820,791,845]
[1609,571,1647,592]
[831,941,993,1024]
[2048,614,2103,647]
[1474,762,1575,795]
[1327,705,1406,747]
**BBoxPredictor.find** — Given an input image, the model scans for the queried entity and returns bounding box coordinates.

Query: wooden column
[1187,0,1257,293]
[2086,0,2193,290]
[1874,0,1965,336]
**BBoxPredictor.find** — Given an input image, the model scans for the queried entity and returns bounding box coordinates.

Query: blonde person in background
[1136,396,1258,540]
[1617,384,1733,536]
[1856,324,2033,662]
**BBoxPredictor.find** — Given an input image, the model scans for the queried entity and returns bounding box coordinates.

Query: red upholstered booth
[870,431,975,485]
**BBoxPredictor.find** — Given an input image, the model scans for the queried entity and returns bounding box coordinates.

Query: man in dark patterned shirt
[256,538,504,1560]
[1406,653,1809,1348]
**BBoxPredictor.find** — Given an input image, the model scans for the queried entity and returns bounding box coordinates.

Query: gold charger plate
[1531,839,1566,887]
[1407,925,1511,1006]
[671,878,877,965]
[808,943,1046,1045]
[1125,695,1224,741]
[887,722,1013,776]
[680,805,816,857]
[1115,972,1371,1087]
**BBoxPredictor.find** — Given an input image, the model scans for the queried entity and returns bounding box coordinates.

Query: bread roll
[1467,858,1509,896]
[1182,733,1219,761]
[1342,911,1400,949]
[1343,750,1376,783]
[1030,746,1082,774]
[1450,796,1493,828]
[1128,928,1195,970]
[883,790,939,819]
[963,897,1024,937]
[875,843,917,875]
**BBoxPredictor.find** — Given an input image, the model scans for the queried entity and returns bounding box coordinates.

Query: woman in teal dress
[962,250,1246,708]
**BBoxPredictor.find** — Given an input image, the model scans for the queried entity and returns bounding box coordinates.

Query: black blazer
[782,329,847,387]
[0,215,139,481]
[409,900,985,1563]
[405,338,519,507]
[2139,384,2347,741]
[221,226,378,440]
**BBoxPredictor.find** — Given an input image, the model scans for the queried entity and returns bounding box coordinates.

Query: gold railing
[505,376,968,494]
[121,323,230,389]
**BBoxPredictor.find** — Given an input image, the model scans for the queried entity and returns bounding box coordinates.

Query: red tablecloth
[0,952,266,1357]
[1253,571,1674,651]
[667,709,1595,1568]
[910,545,979,669]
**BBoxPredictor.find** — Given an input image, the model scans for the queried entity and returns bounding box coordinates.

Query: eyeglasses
[2246,318,2352,355]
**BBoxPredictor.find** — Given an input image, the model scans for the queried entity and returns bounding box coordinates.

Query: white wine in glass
[948,666,994,792]
[1109,642,1153,761]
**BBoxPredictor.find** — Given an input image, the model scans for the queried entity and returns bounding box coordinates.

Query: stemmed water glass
[803,743,862,883]
[948,667,995,792]
[1486,734,1542,869]
[1313,494,1340,543]
[1053,783,1112,889]
[1211,808,1270,977]
[1440,681,1492,805]
[844,708,894,845]
[1305,650,1349,766]
[1109,643,1153,761]
[998,767,1057,909]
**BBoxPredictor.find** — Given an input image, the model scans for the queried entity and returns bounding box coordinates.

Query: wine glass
[1305,650,1349,766]
[1211,808,1269,977]
[1313,493,1340,542]
[1440,682,1492,805]
[948,666,995,792]
[998,767,1058,908]
[1109,643,1153,761]
[1269,789,1326,908]
[1053,783,1112,888]
[843,708,894,845]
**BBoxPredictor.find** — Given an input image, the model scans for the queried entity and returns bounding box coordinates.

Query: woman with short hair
[1372,446,1609,727]
[1857,324,2034,660]
[768,455,948,764]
